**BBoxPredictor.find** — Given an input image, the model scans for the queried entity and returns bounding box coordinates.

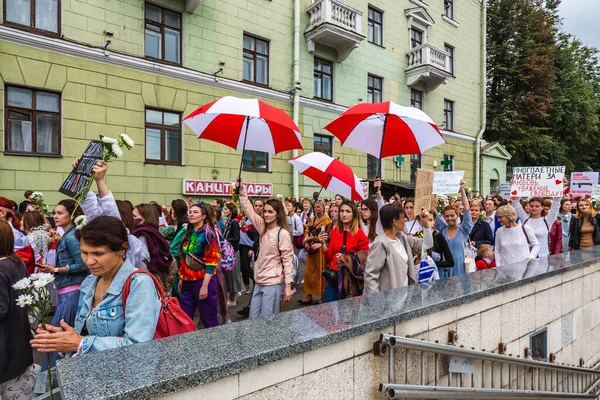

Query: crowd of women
[2,163,600,398]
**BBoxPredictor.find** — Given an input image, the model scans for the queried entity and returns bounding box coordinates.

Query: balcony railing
[406,43,452,91]
[305,0,365,62]
[307,0,361,34]
[408,43,450,72]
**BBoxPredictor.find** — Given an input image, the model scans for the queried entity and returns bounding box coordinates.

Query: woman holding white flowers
[39,199,86,369]
[31,216,160,355]
[0,220,37,399]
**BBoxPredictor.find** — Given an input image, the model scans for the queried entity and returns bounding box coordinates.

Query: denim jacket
[55,226,89,289]
[74,260,160,354]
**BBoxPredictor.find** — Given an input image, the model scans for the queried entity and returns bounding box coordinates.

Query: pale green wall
[0,0,484,205]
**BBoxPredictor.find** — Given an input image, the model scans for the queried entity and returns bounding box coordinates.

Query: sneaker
[227,300,237,307]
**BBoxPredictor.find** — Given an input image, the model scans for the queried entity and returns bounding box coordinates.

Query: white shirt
[287,214,304,237]
[495,224,540,267]
[484,211,496,232]
[404,219,422,235]
[388,237,409,286]
[512,199,560,258]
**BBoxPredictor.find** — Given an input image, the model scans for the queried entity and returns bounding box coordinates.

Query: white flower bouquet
[13,272,56,399]
[30,191,48,213]
[23,224,61,264]
[71,134,134,217]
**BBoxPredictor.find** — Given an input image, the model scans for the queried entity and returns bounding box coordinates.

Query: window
[410,89,423,110]
[367,7,383,46]
[314,134,333,157]
[445,43,454,74]
[4,85,61,156]
[145,3,182,64]
[443,99,454,131]
[442,155,454,172]
[145,108,182,164]
[530,328,548,361]
[410,28,423,48]
[444,0,454,20]
[242,150,269,172]
[410,154,421,183]
[4,0,60,34]
[367,155,380,180]
[367,75,383,103]
[314,58,333,101]
[243,34,269,85]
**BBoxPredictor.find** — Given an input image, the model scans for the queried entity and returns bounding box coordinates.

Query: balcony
[305,0,365,63]
[406,43,453,91]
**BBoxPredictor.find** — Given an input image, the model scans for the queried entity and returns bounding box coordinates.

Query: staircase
[375,334,600,399]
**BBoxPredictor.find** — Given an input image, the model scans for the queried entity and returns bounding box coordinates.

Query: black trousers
[239,244,255,286]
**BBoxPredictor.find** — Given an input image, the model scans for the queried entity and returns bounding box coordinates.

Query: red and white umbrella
[183,96,303,154]
[324,101,445,164]
[289,152,366,201]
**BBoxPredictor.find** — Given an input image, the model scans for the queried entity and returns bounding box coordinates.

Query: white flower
[30,272,55,286]
[120,133,135,147]
[74,215,88,230]
[102,136,118,144]
[33,279,50,290]
[112,143,124,158]
[12,277,32,290]
[16,294,35,307]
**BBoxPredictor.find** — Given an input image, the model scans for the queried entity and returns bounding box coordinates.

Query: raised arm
[544,197,561,226]
[459,180,470,212]
[238,179,265,234]
[511,199,529,223]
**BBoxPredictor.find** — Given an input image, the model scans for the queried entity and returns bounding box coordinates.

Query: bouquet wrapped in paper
[23,224,61,265]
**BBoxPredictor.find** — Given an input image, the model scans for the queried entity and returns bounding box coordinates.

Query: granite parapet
[57,248,600,400]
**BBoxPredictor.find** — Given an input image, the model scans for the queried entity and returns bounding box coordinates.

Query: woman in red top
[318,201,369,303]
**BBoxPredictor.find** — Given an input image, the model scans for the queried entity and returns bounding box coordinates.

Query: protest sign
[183,179,273,197]
[414,169,434,212]
[570,172,598,197]
[59,140,103,198]
[433,171,465,194]
[510,166,565,198]
[592,185,600,197]
[499,182,512,199]
[361,181,370,199]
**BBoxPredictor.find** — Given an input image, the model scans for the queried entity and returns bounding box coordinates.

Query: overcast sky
[559,0,600,49]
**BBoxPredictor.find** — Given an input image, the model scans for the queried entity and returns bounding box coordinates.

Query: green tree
[486,0,558,166]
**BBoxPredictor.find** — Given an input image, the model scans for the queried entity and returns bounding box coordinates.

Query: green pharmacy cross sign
[441,155,453,170]
[394,155,405,167]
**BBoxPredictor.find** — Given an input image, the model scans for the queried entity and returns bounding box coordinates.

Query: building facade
[0,0,486,206]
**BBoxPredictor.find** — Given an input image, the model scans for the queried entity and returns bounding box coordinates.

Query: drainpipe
[475,0,487,195]
[292,0,301,198]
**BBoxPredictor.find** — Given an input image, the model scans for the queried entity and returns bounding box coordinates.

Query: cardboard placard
[499,182,512,199]
[433,171,465,194]
[592,184,600,197]
[59,140,103,198]
[510,166,565,198]
[414,169,434,212]
[570,172,598,197]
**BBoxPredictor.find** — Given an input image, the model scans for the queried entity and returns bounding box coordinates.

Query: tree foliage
[485,0,600,171]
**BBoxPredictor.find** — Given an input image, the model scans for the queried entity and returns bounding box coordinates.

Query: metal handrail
[382,334,600,376]
[381,384,596,399]
[378,334,600,399]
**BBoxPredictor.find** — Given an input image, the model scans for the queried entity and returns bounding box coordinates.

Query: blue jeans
[438,268,451,279]
[322,282,345,303]
[44,289,80,370]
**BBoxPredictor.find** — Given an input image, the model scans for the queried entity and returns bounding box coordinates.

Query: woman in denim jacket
[38,199,85,368]
[31,216,160,355]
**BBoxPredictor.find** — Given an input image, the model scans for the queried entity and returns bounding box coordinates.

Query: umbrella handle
[235,116,251,195]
